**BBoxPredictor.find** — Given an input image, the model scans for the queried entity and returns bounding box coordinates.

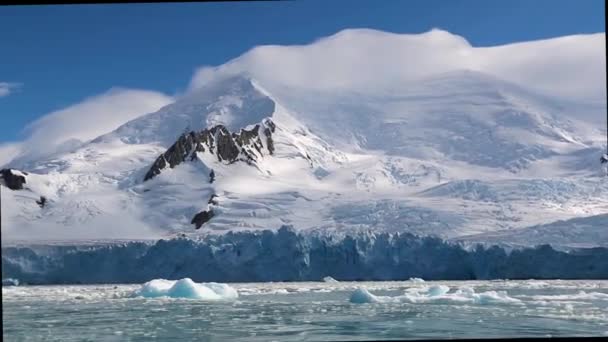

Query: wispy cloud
[8,88,173,165]
[0,142,22,168]
[188,28,606,102]
[0,82,22,98]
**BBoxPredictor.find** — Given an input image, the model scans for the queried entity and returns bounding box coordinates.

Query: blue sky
[0,0,605,143]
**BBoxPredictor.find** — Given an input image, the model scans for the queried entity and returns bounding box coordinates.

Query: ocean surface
[2,279,608,341]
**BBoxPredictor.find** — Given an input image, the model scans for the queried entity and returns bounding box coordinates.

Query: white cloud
[0,142,22,168]
[188,28,606,102]
[12,88,174,163]
[5,29,604,167]
[0,82,22,98]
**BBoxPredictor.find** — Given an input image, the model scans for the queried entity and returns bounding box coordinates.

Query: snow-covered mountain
[1,29,606,250]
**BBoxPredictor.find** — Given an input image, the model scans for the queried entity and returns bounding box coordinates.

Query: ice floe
[350,285,523,305]
[133,278,238,301]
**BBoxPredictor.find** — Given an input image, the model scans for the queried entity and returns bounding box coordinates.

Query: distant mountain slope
[456,214,608,249]
[1,30,606,248]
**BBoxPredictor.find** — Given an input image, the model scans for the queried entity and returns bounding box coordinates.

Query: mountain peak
[106,74,276,146]
[182,74,258,101]
[143,118,277,182]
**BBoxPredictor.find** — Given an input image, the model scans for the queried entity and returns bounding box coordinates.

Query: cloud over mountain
[4,88,173,166]
[189,28,605,101]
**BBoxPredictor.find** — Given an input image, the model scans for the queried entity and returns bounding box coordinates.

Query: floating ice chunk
[450,287,523,305]
[408,277,425,283]
[322,276,339,283]
[134,278,238,300]
[271,289,289,295]
[350,288,381,303]
[350,285,522,305]
[314,288,332,293]
[472,290,522,305]
[2,278,19,286]
[427,285,450,297]
[529,291,608,301]
[350,288,400,304]
[136,279,174,297]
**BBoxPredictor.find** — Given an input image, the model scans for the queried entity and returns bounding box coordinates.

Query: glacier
[3,226,607,285]
[1,29,606,281]
[2,72,606,246]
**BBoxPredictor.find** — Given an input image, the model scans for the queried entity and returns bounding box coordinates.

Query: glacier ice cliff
[2,226,607,285]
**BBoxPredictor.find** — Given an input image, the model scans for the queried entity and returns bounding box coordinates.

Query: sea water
[2,280,608,341]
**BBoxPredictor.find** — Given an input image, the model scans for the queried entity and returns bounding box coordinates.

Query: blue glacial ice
[134,278,238,300]
[2,278,20,286]
[427,284,450,296]
[2,226,608,285]
[350,288,381,303]
[322,276,339,283]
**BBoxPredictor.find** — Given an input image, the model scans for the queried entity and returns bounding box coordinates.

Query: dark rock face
[191,195,220,229]
[191,209,214,229]
[0,169,27,190]
[263,118,276,155]
[36,196,47,208]
[215,126,240,163]
[144,119,276,181]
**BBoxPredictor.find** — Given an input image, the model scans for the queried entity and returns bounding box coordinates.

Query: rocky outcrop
[190,194,220,229]
[36,196,47,208]
[263,118,276,155]
[144,119,276,181]
[0,169,27,190]
[191,209,214,229]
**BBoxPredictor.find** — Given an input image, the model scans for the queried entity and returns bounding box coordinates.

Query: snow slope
[1,29,606,249]
[456,214,608,249]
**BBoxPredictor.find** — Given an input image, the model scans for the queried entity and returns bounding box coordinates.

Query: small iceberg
[133,278,238,301]
[408,277,425,283]
[322,276,339,283]
[426,285,449,297]
[350,288,382,304]
[2,278,19,287]
[350,285,522,305]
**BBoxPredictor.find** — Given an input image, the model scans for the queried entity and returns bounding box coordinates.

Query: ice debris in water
[322,276,339,283]
[2,278,19,287]
[426,285,450,296]
[408,277,425,283]
[133,278,238,300]
[350,285,523,305]
[453,287,522,305]
[350,288,380,304]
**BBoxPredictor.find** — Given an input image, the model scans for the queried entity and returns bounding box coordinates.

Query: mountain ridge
[1,67,606,247]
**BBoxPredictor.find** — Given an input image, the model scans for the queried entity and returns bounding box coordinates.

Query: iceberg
[322,276,339,283]
[134,278,238,300]
[408,277,425,283]
[427,285,450,297]
[350,285,523,305]
[2,278,19,286]
[350,288,382,304]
